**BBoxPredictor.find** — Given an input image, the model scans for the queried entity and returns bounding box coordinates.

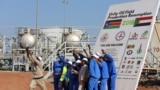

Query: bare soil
[0,71,53,90]
[0,71,159,90]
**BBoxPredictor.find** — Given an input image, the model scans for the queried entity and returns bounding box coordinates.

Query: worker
[58,60,72,90]
[69,60,81,90]
[83,45,92,90]
[26,47,47,90]
[96,53,109,90]
[73,49,85,61]
[88,53,101,90]
[102,49,117,90]
[53,52,66,90]
[78,58,88,90]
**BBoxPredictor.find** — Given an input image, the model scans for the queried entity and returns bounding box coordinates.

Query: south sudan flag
[103,19,122,29]
[134,16,152,27]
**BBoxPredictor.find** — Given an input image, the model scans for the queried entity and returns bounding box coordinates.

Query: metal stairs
[43,41,96,79]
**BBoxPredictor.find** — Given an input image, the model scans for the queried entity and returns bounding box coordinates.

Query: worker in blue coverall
[53,53,66,90]
[102,49,117,90]
[96,54,109,90]
[69,60,81,90]
[88,53,101,90]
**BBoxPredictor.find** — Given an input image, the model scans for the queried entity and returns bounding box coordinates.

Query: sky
[0,0,136,36]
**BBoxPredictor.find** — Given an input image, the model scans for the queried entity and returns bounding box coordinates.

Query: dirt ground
[0,71,159,90]
[0,71,53,90]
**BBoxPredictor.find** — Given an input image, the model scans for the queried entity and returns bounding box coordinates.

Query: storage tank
[65,33,81,47]
[41,27,84,48]
[19,33,36,48]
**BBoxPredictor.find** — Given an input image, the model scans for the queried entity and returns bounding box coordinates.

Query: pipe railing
[42,41,66,71]
[145,50,160,68]
[43,41,95,79]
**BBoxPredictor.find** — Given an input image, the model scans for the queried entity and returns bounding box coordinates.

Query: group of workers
[53,47,117,90]
[25,45,117,90]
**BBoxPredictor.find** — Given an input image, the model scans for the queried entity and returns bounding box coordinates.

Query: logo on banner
[134,16,152,27]
[115,31,125,41]
[126,50,133,55]
[122,65,125,69]
[140,31,149,39]
[135,70,138,73]
[129,32,138,40]
[100,33,109,42]
[137,44,142,54]
[103,19,122,29]
[127,44,135,49]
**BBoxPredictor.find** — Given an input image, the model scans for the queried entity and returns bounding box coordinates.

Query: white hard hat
[37,56,43,61]
[82,58,88,62]
[95,52,101,56]
[96,52,103,57]
[67,61,72,65]
[92,53,99,59]
[76,60,81,63]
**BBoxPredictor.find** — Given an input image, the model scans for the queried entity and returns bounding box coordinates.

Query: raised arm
[73,49,79,60]
[26,47,35,63]
[88,44,92,55]
[101,49,106,54]
[83,44,93,58]
[26,48,42,67]
[83,49,90,58]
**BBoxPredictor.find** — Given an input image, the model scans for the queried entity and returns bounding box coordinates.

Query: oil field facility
[0,20,160,86]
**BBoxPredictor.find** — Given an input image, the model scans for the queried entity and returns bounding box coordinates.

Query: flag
[103,19,122,29]
[134,16,152,27]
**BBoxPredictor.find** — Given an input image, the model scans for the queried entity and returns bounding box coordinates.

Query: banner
[94,0,160,90]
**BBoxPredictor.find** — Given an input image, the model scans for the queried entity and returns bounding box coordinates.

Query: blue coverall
[104,54,117,90]
[53,56,66,90]
[88,58,101,90]
[69,65,81,90]
[99,60,109,90]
